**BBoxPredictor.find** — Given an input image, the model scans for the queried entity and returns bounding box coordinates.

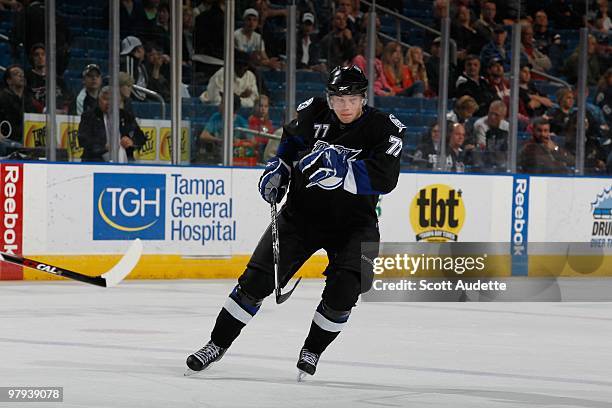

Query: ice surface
[1,280,611,408]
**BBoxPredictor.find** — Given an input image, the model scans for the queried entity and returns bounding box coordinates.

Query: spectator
[595,69,612,129]
[546,0,582,30]
[336,0,360,40]
[183,5,195,64]
[144,2,170,55]
[119,71,135,114]
[451,5,486,60]
[593,0,611,31]
[519,117,574,174]
[11,1,71,75]
[69,64,102,116]
[382,42,425,97]
[200,51,259,108]
[253,0,289,58]
[116,0,146,40]
[473,1,498,44]
[480,25,511,72]
[485,57,510,104]
[562,113,607,173]
[518,63,553,118]
[0,65,35,144]
[198,94,249,164]
[25,43,71,113]
[145,44,171,102]
[352,36,394,96]
[563,35,602,87]
[78,86,147,163]
[412,123,441,169]
[454,54,496,117]
[120,36,149,101]
[520,22,552,78]
[406,46,430,96]
[445,121,468,172]
[319,11,356,69]
[137,0,160,39]
[235,8,281,71]
[532,10,563,74]
[193,0,225,80]
[248,95,274,160]
[547,87,575,136]
[425,37,453,96]
[297,12,325,72]
[472,100,509,168]
[447,95,478,124]
[0,0,22,11]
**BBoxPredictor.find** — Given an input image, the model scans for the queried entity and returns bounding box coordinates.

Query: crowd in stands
[0,0,610,174]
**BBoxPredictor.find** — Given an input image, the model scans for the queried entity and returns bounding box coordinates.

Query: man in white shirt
[200,51,259,108]
[234,8,281,70]
[472,100,509,169]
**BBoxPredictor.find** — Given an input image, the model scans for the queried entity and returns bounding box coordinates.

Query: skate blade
[297,369,310,382]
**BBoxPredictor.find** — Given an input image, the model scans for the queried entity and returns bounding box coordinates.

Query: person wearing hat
[485,57,509,102]
[297,12,324,71]
[69,64,102,116]
[25,43,71,113]
[120,36,149,101]
[479,25,510,71]
[234,8,281,71]
[200,50,259,108]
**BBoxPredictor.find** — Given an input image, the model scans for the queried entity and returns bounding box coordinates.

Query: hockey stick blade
[101,239,143,287]
[276,276,302,304]
[0,239,143,288]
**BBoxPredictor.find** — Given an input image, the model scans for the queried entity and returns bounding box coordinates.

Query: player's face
[329,94,364,123]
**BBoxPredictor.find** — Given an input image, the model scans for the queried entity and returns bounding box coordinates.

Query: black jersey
[276,97,405,229]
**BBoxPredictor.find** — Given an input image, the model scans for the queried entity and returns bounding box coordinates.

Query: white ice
[1,280,611,408]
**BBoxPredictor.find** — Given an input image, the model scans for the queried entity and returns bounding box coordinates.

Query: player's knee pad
[322,269,362,311]
[237,267,276,299]
[222,284,264,325]
[312,300,351,333]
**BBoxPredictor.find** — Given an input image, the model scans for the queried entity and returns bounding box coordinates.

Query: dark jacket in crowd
[78,106,147,162]
[0,88,35,142]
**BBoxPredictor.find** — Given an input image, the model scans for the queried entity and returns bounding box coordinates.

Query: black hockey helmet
[327,65,368,97]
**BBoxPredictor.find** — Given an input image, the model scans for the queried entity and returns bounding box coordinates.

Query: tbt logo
[93,173,166,240]
[409,184,465,241]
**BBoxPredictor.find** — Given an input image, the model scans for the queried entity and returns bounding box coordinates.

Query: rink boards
[0,162,611,280]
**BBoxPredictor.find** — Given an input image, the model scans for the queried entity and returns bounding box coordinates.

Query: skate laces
[300,349,319,366]
[193,342,222,363]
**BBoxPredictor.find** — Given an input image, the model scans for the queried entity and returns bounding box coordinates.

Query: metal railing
[133,85,166,119]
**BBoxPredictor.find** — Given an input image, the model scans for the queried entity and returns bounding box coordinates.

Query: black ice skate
[184,341,226,376]
[296,348,320,381]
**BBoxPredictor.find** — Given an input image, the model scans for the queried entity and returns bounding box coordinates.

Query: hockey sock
[303,301,351,355]
[210,285,262,349]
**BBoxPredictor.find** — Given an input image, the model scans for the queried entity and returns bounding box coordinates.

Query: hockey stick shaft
[0,239,142,288]
[270,199,301,304]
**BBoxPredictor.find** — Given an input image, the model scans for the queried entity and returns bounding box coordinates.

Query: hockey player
[186,65,405,379]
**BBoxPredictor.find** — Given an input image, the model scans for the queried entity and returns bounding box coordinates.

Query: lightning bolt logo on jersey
[300,141,362,190]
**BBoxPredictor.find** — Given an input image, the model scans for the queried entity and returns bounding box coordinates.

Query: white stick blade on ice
[101,239,143,287]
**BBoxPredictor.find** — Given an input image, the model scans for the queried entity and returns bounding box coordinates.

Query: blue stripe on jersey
[229,286,261,316]
[351,160,384,195]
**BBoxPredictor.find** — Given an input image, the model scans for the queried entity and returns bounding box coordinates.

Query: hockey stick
[0,239,143,288]
[270,198,301,304]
